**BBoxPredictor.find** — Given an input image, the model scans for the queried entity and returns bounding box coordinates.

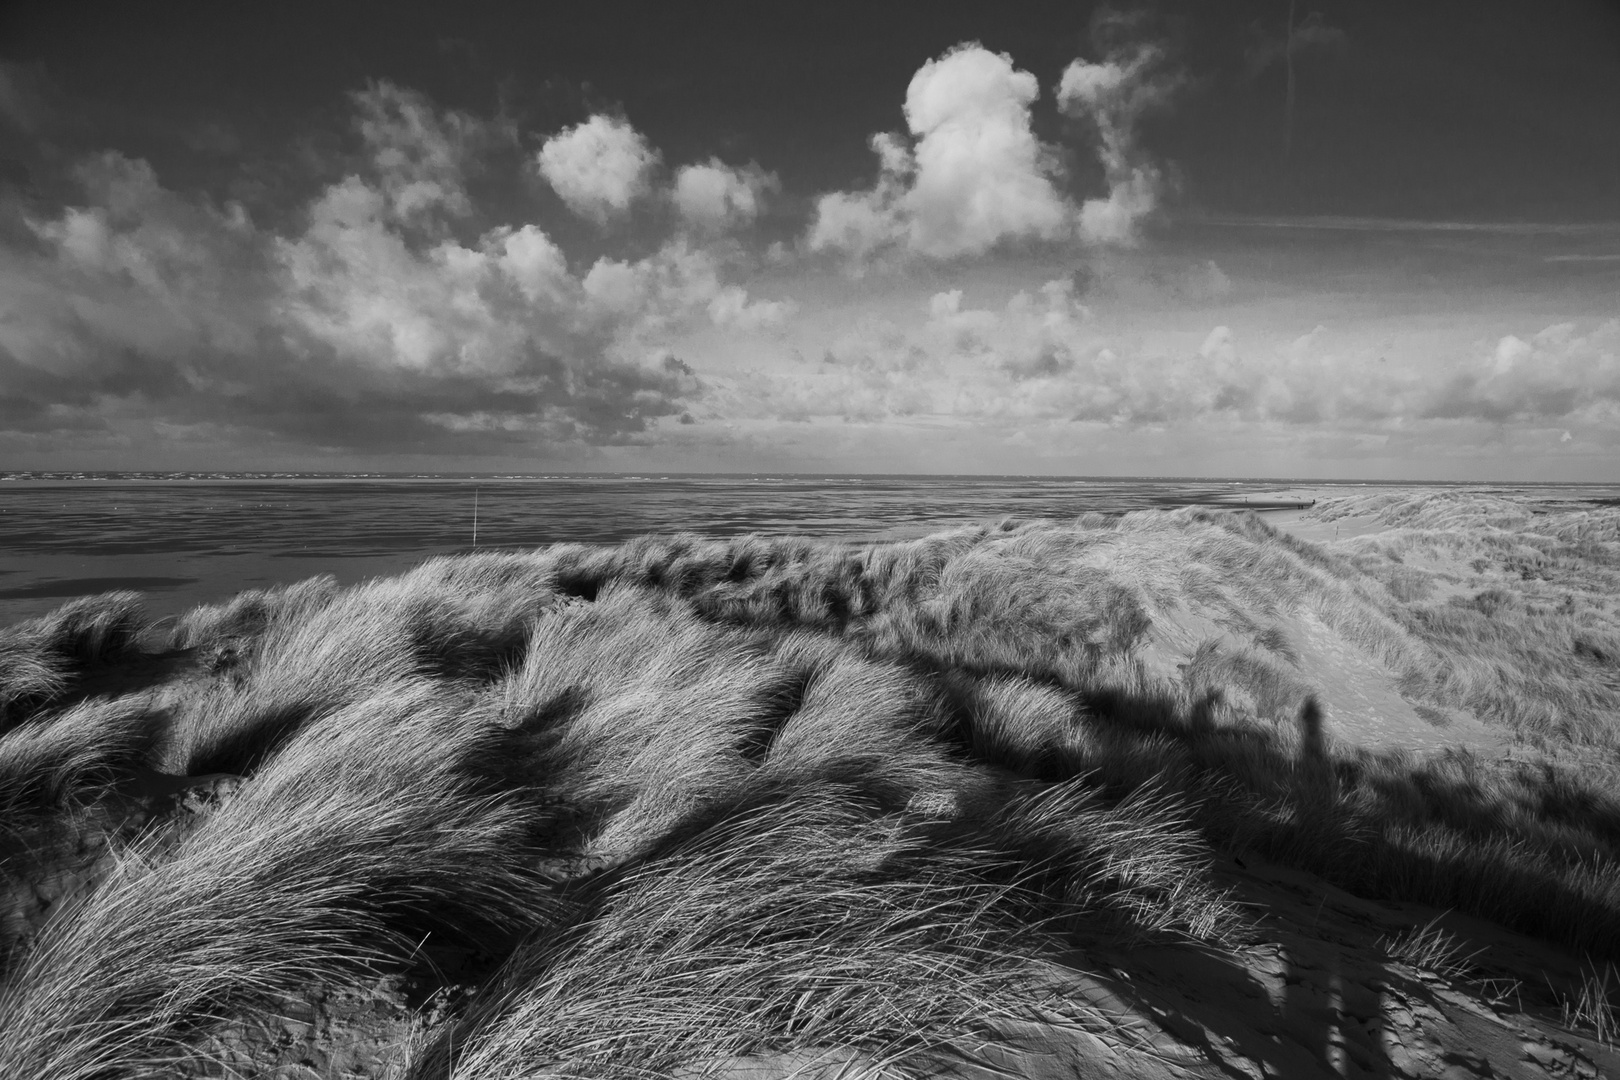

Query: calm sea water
[0,473,1608,627]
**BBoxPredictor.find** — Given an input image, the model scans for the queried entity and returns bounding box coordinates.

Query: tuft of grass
[0,697,157,818]
[0,684,564,1080]
[1560,962,1618,1046]
[1377,914,1483,979]
[168,574,339,666]
[0,593,148,730]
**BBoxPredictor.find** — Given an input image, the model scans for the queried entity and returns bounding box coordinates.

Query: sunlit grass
[1,491,1619,1075]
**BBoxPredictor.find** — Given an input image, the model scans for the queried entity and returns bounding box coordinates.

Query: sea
[0,472,1613,628]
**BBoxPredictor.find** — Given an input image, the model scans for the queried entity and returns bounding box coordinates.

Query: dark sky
[6,0,1619,220]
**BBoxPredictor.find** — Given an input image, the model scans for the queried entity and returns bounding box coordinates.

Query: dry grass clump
[0,593,148,730]
[168,574,339,662]
[0,698,157,818]
[0,685,562,1080]
[155,563,562,774]
[1560,962,1619,1046]
[489,585,792,865]
[1180,640,1315,723]
[1378,914,1484,980]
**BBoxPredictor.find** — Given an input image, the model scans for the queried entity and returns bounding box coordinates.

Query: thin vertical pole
[473,486,479,547]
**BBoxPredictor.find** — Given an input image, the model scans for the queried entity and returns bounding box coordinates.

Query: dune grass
[3,492,1620,1075]
[0,685,563,1080]
[1305,490,1620,744]
[153,559,559,776]
[0,697,157,819]
[418,790,1067,1080]
[0,592,148,731]
[416,764,1237,1080]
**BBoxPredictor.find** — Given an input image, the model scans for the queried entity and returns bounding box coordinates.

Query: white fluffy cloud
[901,46,1073,256]
[802,134,911,261]
[537,115,660,224]
[0,88,807,451]
[673,160,776,232]
[806,46,1074,261]
[806,38,1183,263]
[580,240,791,336]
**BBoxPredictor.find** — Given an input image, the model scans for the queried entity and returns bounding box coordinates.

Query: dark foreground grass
[2,496,1620,1076]
[0,592,146,731]
[0,686,563,1079]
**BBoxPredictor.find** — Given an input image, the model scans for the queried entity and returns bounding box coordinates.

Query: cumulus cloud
[21,151,265,360]
[714,280,1114,426]
[537,114,660,224]
[1057,23,1180,246]
[707,286,794,330]
[806,45,1074,261]
[578,239,788,335]
[900,46,1073,256]
[673,159,777,232]
[806,32,1183,264]
[802,133,912,261]
[0,89,798,454]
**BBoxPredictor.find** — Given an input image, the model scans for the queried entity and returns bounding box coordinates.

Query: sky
[1,0,1618,479]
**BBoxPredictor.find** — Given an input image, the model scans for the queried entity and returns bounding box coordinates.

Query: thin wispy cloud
[1057,11,1180,245]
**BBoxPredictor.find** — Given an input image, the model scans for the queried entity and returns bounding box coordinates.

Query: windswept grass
[418,791,1063,1080]
[1560,962,1619,1046]
[0,685,562,1080]
[1304,490,1620,743]
[4,492,1620,1077]
[0,697,157,818]
[155,561,560,775]
[418,774,1228,1080]
[0,593,148,730]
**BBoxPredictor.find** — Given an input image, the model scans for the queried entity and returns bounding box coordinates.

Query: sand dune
[3,493,1619,1077]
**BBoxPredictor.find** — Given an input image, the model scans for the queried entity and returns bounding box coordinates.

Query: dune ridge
[1,493,1619,1078]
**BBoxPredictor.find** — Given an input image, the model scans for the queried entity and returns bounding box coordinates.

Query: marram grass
[2,494,1620,1075]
